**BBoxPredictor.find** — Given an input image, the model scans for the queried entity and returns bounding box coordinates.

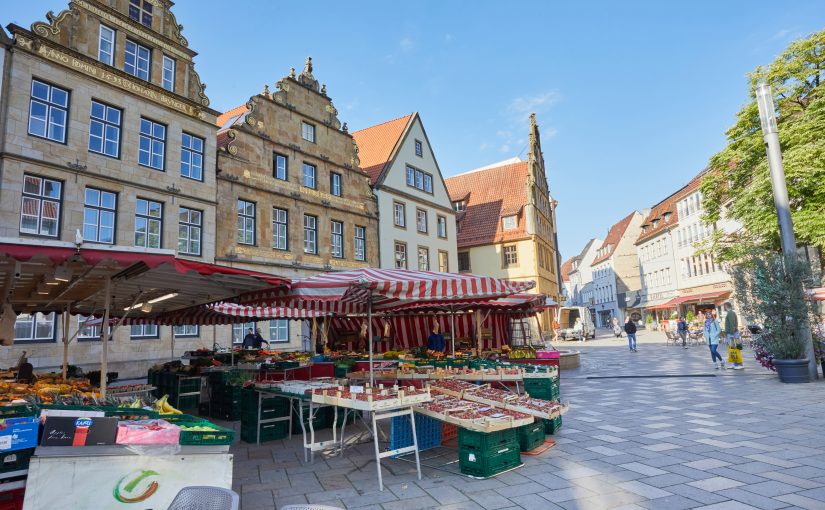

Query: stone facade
[214,59,379,350]
[0,0,220,377]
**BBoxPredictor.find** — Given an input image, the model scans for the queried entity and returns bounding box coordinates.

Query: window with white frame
[173,325,199,337]
[269,320,289,343]
[232,322,255,344]
[130,324,158,339]
[302,163,316,189]
[417,246,430,271]
[89,100,121,158]
[438,251,449,273]
[98,25,115,65]
[416,209,428,233]
[272,208,288,250]
[237,199,255,245]
[128,0,153,26]
[77,315,110,341]
[502,215,517,230]
[354,226,366,261]
[83,188,116,244]
[20,174,61,237]
[331,220,344,258]
[393,202,406,227]
[453,201,466,212]
[414,140,423,157]
[178,207,202,256]
[437,215,447,238]
[406,165,433,193]
[14,313,55,343]
[161,55,175,92]
[135,198,162,248]
[301,122,315,142]
[394,242,407,269]
[304,214,317,254]
[29,80,68,143]
[124,40,151,80]
[138,118,165,170]
[330,172,342,197]
[180,133,204,181]
[273,152,288,180]
[503,245,518,266]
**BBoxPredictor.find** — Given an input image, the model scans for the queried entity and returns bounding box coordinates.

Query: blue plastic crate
[390,414,441,453]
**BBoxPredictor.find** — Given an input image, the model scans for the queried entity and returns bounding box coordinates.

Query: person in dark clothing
[624,317,638,352]
[242,327,256,349]
[677,316,689,349]
[427,324,445,353]
[253,328,266,349]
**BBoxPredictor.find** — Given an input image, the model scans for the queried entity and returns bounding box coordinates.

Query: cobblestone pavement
[230,330,825,509]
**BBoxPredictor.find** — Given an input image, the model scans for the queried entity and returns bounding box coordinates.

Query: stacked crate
[523,376,559,401]
[544,415,563,435]
[516,421,546,451]
[390,414,441,453]
[170,375,202,410]
[457,428,522,478]
[239,388,290,443]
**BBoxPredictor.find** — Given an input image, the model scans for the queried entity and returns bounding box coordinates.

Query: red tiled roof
[560,257,576,282]
[591,212,636,265]
[216,104,247,128]
[635,173,704,245]
[445,161,530,248]
[351,114,414,185]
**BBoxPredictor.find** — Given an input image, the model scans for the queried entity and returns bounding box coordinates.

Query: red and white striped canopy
[209,303,340,319]
[809,287,825,301]
[253,268,535,313]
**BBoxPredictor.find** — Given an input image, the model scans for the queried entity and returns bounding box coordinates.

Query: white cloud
[499,144,510,153]
[400,37,415,52]
[479,142,489,151]
[507,90,561,116]
[769,29,791,41]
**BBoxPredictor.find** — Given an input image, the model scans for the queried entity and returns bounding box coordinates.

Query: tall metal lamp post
[754,82,818,380]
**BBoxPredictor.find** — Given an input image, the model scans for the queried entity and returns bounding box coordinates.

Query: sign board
[23,452,232,509]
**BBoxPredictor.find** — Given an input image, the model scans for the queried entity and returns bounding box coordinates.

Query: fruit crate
[391,413,441,452]
[0,447,34,474]
[525,388,558,401]
[0,404,35,419]
[177,420,235,445]
[523,377,557,391]
[240,421,288,443]
[544,415,563,435]
[212,384,243,399]
[517,421,545,452]
[458,427,518,452]
[441,422,457,444]
[175,376,203,394]
[158,413,204,424]
[174,394,200,410]
[458,441,521,478]
[101,407,159,420]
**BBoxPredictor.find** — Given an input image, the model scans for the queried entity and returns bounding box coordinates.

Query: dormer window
[642,225,648,233]
[652,219,659,228]
[663,212,672,222]
[502,215,517,230]
[128,0,153,27]
[453,201,466,212]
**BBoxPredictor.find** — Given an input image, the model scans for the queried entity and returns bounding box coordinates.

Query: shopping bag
[727,345,743,364]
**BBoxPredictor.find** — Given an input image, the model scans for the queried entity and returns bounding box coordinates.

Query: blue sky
[5,1,825,259]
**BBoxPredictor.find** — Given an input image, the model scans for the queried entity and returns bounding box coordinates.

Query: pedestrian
[703,310,724,369]
[677,316,689,349]
[253,327,266,349]
[724,302,743,370]
[624,316,637,352]
[242,327,256,349]
[427,323,445,354]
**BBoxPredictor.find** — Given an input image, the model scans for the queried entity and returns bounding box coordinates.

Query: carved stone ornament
[31,6,78,38]
[189,64,210,107]
[164,8,189,46]
[262,84,270,96]
[351,138,361,168]
[272,80,288,105]
[297,56,320,92]
[342,122,348,133]
[245,97,259,127]
[325,103,341,130]
[224,130,238,156]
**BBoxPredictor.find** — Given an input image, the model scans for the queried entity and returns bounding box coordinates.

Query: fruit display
[506,347,537,359]
[0,376,99,405]
[506,396,564,420]
[255,379,339,397]
[345,369,398,380]
[312,384,431,410]
[463,386,519,407]
[414,395,533,432]
[521,365,558,379]
[152,394,183,415]
[428,380,479,398]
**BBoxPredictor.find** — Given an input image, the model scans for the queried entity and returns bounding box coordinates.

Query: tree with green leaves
[701,30,825,263]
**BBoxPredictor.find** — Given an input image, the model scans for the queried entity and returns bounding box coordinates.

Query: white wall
[637,230,679,305]
[674,190,735,290]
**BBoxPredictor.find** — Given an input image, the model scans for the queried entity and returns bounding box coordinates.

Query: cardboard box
[41,416,118,446]
[0,416,39,452]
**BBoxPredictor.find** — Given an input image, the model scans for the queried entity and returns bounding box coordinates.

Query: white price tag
[0,435,12,451]
[350,386,364,394]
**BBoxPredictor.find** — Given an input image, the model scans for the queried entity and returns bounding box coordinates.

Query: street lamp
[754,82,818,380]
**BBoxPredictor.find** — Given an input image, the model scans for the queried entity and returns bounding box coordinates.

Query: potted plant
[732,252,819,383]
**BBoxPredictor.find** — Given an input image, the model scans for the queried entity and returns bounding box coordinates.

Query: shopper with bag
[724,302,744,370]
[704,311,724,369]
[677,316,689,349]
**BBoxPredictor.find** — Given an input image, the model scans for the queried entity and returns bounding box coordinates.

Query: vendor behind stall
[427,323,445,353]
[242,328,257,349]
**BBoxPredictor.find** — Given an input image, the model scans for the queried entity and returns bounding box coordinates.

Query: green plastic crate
[458,441,521,478]
[101,407,159,420]
[0,448,34,473]
[241,421,288,443]
[0,404,35,418]
[458,427,518,452]
[544,415,563,435]
[174,394,200,410]
[177,421,235,445]
[158,413,204,423]
[517,421,546,452]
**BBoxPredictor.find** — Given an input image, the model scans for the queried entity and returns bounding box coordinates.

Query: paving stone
[466,489,518,510]
[716,488,792,510]
[617,480,674,499]
[380,495,439,510]
[741,480,804,498]
[642,473,694,488]
[684,459,732,471]
[775,493,825,510]
[688,477,746,492]
[693,501,763,510]
[619,462,668,476]
[639,494,704,510]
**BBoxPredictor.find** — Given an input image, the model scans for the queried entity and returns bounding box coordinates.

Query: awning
[640,297,678,310]
[0,241,290,318]
[809,287,825,301]
[663,290,731,307]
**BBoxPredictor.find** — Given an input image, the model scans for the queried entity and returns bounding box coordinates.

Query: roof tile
[635,171,705,245]
[351,114,414,185]
[591,212,636,265]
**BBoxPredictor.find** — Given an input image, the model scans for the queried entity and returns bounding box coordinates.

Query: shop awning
[809,287,825,301]
[663,290,731,307]
[0,241,290,318]
[640,297,678,310]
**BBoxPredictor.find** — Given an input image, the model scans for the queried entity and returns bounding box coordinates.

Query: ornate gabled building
[0,0,220,376]
[445,114,562,331]
[214,58,379,349]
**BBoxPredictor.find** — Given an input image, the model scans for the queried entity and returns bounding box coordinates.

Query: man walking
[724,302,744,370]
[624,316,637,352]
[677,316,689,349]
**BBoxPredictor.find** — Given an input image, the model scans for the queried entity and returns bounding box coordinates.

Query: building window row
[406,165,433,194]
[677,192,704,219]
[678,222,714,247]
[681,253,722,279]
[13,312,204,344]
[232,321,290,344]
[98,17,179,92]
[643,268,672,289]
[393,243,433,272]
[28,80,205,181]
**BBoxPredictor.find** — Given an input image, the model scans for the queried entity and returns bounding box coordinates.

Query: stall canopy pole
[100,277,112,399]
[475,309,482,354]
[450,308,456,355]
[368,296,374,387]
[170,326,176,359]
[61,305,70,381]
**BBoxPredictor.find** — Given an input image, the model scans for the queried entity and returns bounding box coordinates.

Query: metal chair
[166,486,239,510]
[281,506,345,510]
[664,331,678,346]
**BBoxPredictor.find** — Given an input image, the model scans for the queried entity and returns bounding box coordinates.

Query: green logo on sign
[113,469,160,503]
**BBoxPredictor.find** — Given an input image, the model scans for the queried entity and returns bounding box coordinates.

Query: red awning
[809,287,825,301]
[663,290,731,307]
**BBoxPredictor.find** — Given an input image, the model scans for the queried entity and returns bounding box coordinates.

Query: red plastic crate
[0,488,24,510]
[441,422,457,444]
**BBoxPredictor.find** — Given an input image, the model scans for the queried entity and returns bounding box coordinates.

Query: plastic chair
[280,506,345,510]
[167,486,239,510]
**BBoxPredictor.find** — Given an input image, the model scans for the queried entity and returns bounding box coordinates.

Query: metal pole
[756,83,817,380]
[450,308,456,355]
[61,306,70,381]
[100,277,111,398]
[170,326,176,360]
[367,298,374,387]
